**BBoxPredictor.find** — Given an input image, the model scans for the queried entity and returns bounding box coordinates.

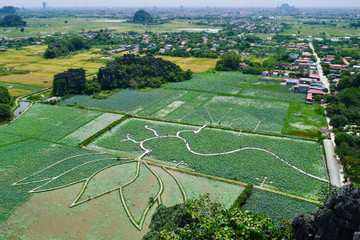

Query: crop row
[242,189,320,224]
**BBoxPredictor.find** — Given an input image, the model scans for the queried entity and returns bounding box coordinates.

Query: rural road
[310,42,330,90]
[324,140,343,187]
[310,42,345,187]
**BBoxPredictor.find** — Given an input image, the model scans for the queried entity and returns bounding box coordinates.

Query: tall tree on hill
[0,6,16,15]
[133,10,153,24]
[0,15,26,27]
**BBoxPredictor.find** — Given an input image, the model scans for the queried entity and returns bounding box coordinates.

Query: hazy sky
[1,0,359,8]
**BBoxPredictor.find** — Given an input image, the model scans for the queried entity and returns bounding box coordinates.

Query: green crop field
[90,118,328,199]
[166,72,247,94]
[0,103,102,142]
[0,18,218,38]
[242,189,320,223]
[62,88,176,114]
[168,168,244,209]
[60,112,124,146]
[238,80,306,102]
[173,95,289,133]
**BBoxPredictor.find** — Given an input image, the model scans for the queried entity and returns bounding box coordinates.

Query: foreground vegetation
[144,195,294,240]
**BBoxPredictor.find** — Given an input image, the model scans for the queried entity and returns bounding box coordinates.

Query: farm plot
[150,166,184,207]
[283,103,328,138]
[239,88,305,102]
[155,56,218,73]
[61,88,177,114]
[60,113,124,146]
[171,95,289,134]
[0,133,27,146]
[0,138,118,225]
[242,189,320,223]
[163,92,214,121]
[0,82,44,92]
[0,104,101,142]
[167,72,248,94]
[90,118,328,199]
[168,169,244,209]
[238,81,306,102]
[0,183,156,240]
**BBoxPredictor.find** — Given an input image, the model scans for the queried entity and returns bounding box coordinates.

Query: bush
[231,184,253,209]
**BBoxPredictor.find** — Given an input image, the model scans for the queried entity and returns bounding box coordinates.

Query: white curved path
[123,125,329,183]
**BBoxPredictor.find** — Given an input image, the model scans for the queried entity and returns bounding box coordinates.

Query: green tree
[70,36,85,51]
[84,80,101,95]
[44,48,56,59]
[53,68,86,96]
[330,115,348,128]
[215,51,241,71]
[0,103,10,121]
[0,86,11,104]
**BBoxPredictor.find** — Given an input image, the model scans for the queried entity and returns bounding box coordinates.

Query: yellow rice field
[0,46,105,87]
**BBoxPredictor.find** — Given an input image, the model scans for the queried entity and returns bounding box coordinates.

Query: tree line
[44,36,91,59]
[324,72,360,185]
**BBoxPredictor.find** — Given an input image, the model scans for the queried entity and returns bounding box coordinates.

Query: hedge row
[79,115,128,147]
[231,184,253,209]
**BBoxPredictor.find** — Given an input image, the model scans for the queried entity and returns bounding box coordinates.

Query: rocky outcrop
[292,184,360,240]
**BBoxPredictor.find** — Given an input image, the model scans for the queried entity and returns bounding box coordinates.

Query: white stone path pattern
[122,125,329,183]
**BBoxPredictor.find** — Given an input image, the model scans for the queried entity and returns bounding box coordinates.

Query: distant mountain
[0,6,17,15]
[277,3,300,15]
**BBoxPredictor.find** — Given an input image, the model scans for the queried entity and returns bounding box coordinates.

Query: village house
[306,89,326,102]
[294,84,310,93]
[285,79,299,86]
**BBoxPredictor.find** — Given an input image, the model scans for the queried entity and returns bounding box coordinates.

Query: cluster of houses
[285,73,326,102]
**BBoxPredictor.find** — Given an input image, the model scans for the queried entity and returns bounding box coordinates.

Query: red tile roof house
[330,64,349,70]
[309,73,320,80]
[299,63,312,69]
[306,89,326,102]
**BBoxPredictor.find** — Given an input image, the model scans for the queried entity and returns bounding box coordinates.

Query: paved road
[324,139,343,187]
